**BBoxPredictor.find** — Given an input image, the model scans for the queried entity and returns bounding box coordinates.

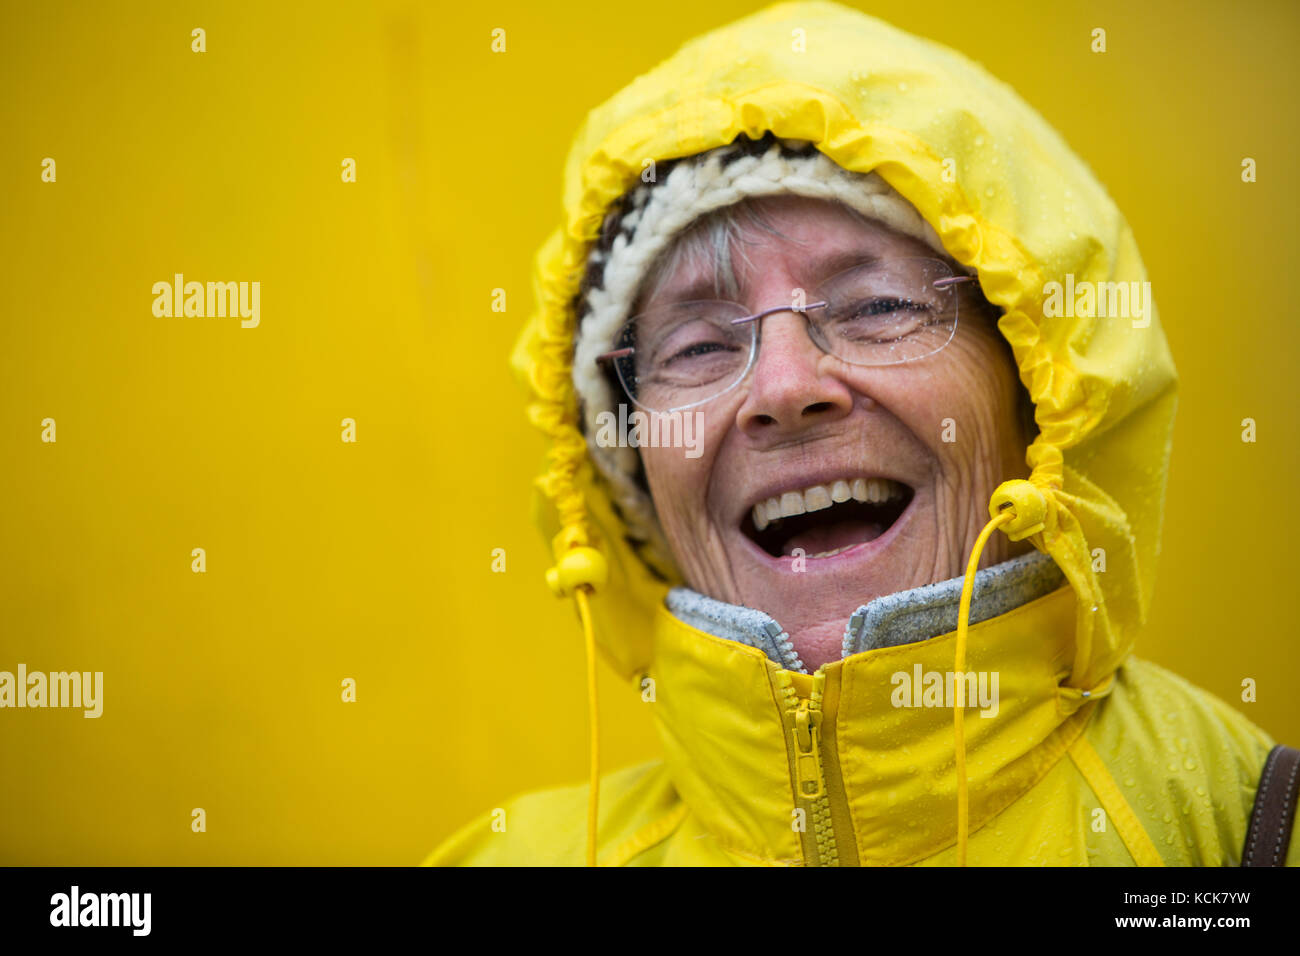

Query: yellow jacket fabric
[428,0,1291,866]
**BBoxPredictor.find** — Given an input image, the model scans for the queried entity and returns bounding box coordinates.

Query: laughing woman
[428,2,1298,866]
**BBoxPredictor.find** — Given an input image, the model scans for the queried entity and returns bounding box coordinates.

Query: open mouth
[741,478,914,559]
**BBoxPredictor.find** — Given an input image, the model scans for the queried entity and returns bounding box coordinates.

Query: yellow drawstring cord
[953,509,1014,867]
[954,479,1049,866]
[546,544,608,866]
[574,587,601,867]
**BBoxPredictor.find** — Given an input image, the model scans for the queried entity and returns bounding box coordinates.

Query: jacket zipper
[777,670,839,866]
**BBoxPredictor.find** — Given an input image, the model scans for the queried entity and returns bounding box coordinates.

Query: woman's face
[637,195,1032,671]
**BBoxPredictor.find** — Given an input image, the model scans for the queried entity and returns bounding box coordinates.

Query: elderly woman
[429,2,1297,866]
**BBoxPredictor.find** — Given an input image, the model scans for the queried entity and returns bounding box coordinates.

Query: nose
[735,309,856,440]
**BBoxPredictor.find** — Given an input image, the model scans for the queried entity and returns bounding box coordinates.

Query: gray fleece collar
[664,550,1065,674]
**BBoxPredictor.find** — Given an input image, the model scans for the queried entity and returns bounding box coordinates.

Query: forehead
[641,195,940,307]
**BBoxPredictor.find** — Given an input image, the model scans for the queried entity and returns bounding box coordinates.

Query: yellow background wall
[1,0,1296,863]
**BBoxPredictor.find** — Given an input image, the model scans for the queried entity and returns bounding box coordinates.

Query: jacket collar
[665,551,1065,672]
[647,556,1093,865]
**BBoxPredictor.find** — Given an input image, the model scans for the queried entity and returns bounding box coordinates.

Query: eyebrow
[650,246,885,307]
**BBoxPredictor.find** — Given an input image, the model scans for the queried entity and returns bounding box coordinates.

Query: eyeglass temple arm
[595,346,634,365]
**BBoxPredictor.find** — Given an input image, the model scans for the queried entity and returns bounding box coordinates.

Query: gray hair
[635,196,883,311]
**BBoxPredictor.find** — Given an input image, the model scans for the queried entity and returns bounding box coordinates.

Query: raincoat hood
[512,0,1177,699]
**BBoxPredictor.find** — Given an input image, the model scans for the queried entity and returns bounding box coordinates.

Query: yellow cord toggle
[546,546,608,598]
[988,479,1048,541]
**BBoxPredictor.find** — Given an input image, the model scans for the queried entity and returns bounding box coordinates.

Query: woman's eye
[845,296,926,318]
[827,296,935,342]
[661,340,735,366]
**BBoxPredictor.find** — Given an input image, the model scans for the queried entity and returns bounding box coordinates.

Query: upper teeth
[751,478,904,532]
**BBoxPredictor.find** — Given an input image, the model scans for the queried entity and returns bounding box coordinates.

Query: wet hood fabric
[512,0,1177,694]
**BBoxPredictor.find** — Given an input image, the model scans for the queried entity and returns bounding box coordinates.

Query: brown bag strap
[1242,744,1300,867]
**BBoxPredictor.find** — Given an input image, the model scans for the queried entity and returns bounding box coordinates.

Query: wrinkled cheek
[921,360,1027,568]
[641,424,732,587]
[641,450,706,546]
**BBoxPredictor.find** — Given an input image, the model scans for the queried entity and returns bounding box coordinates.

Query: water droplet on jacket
[1184,759,1196,771]
[1124,777,1136,787]
[984,187,994,198]
[898,81,908,92]
[974,136,985,147]
[1069,232,1078,240]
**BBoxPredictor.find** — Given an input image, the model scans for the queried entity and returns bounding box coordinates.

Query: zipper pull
[792,700,824,799]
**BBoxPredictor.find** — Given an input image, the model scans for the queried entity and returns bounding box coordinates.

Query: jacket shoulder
[1086,656,1291,865]
[423,759,680,866]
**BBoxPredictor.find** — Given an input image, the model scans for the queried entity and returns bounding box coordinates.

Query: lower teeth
[804,543,859,559]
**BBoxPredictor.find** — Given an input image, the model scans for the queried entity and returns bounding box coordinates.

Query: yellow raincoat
[428,0,1292,866]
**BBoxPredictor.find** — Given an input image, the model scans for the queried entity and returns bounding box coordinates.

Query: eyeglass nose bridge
[728,301,832,359]
[727,274,976,329]
[724,300,839,383]
[728,300,829,327]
